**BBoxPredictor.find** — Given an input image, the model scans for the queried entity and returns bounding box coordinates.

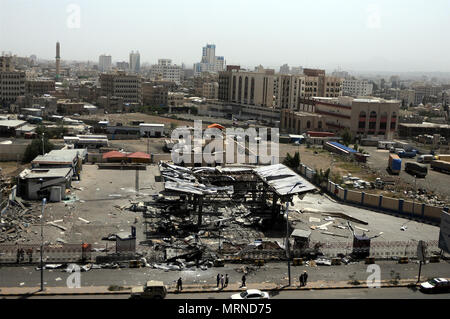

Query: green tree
[283,152,301,171]
[23,137,55,163]
[341,129,353,147]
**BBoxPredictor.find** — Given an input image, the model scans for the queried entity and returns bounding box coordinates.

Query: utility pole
[40,198,47,291]
[135,169,139,195]
[42,132,45,155]
[285,200,291,286]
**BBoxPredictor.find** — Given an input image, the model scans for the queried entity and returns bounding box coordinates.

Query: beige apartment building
[202,82,219,100]
[142,82,168,106]
[219,68,275,107]
[99,71,142,105]
[281,96,400,138]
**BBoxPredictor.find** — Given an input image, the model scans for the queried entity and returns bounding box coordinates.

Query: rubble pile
[0,199,39,243]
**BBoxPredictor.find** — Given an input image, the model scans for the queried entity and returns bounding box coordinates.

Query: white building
[98,55,112,72]
[129,51,141,73]
[150,59,182,84]
[194,44,225,76]
[139,123,165,137]
[342,79,373,97]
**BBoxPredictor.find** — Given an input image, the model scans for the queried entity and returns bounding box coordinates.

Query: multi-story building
[116,61,129,71]
[0,56,26,104]
[218,68,275,107]
[274,70,343,109]
[25,80,56,95]
[142,82,168,106]
[279,64,290,74]
[99,71,142,105]
[202,82,219,100]
[281,96,400,138]
[150,59,182,84]
[342,79,373,97]
[168,92,185,107]
[129,51,141,73]
[194,44,225,76]
[98,55,112,72]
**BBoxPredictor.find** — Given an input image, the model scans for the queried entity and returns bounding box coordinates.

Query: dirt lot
[279,143,449,206]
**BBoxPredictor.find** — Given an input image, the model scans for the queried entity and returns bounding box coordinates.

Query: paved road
[3,287,449,299]
[1,260,449,289]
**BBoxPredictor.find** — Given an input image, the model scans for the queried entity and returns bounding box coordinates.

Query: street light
[285,182,302,286]
[40,197,47,291]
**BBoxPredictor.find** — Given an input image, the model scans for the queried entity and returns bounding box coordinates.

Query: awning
[207,123,225,130]
[102,151,127,160]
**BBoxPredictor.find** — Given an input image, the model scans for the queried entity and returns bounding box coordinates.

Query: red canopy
[207,123,225,130]
[127,152,151,160]
[102,151,127,159]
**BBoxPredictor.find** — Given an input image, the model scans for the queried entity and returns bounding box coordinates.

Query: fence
[298,163,448,225]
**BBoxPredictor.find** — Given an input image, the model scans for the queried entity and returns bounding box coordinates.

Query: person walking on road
[299,273,304,287]
[220,274,224,289]
[241,274,246,288]
[177,277,183,291]
[216,274,221,288]
[225,274,229,288]
[303,271,308,286]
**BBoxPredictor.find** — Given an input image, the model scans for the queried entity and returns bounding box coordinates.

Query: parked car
[230,289,270,299]
[419,278,450,294]
[130,281,167,299]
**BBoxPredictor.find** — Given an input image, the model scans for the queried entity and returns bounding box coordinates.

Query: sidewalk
[0,279,419,296]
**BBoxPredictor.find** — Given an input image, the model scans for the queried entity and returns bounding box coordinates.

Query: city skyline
[1,0,450,72]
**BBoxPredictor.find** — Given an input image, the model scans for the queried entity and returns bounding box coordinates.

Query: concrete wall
[424,206,442,221]
[402,200,422,216]
[363,193,379,207]
[381,196,398,211]
[346,190,361,203]
[0,143,29,161]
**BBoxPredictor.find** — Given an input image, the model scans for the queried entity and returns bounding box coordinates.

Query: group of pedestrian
[16,248,25,263]
[299,271,308,287]
[216,274,229,289]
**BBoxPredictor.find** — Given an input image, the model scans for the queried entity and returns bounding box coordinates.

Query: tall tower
[55,41,61,80]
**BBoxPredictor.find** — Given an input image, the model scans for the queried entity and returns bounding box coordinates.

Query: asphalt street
[1,260,449,289]
[3,287,449,299]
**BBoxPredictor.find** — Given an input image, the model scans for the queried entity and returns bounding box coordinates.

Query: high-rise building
[0,56,26,104]
[99,55,112,72]
[342,79,373,97]
[279,64,290,74]
[150,59,182,84]
[99,71,142,105]
[218,68,274,107]
[129,51,141,73]
[116,61,129,71]
[194,44,225,76]
[55,42,61,80]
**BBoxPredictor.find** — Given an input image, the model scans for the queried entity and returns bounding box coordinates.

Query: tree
[283,152,301,171]
[23,137,55,163]
[341,129,353,147]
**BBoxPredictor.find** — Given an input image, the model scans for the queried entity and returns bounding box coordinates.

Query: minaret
[55,41,61,80]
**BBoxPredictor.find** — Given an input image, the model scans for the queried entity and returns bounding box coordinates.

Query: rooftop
[20,167,72,179]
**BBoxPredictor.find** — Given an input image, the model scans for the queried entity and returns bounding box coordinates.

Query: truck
[431,160,450,174]
[405,162,428,178]
[130,281,167,299]
[388,154,402,175]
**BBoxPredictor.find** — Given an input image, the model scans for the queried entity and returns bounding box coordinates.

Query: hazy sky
[1,0,449,72]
